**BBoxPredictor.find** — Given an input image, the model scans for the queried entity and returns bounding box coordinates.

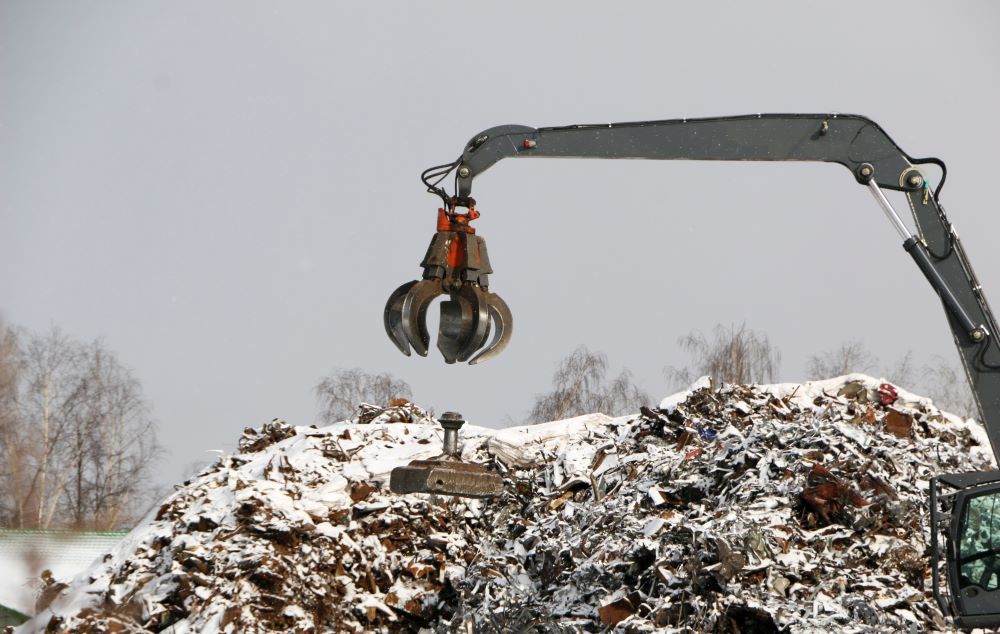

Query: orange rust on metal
[435,207,479,234]
[599,594,639,627]
[447,235,465,269]
[883,409,914,439]
[435,208,450,232]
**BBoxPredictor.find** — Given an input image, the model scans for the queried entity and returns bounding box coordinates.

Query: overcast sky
[2,1,999,488]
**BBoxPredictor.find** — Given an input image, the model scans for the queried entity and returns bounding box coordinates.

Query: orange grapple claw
[383,207,512,365]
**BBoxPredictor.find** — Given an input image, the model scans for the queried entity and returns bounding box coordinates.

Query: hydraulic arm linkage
[384,114,1000,628]
[388,114,1000,450]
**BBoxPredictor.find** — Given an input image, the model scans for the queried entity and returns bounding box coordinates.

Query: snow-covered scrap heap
[21,376,995,633]
[469,377,993,633]
[22,402,494,633]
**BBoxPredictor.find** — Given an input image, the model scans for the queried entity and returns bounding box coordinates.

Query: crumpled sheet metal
[487,412,614,469]
[19,377,996,633]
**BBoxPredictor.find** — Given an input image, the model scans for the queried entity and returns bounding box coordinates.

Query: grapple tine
[437,286,489,364]
[383,280,418,356]
[468,291,513,365]
[400,279,445,357]
[385,205,512,364]
[437,299,466,364]
[461,312,491,363]
[454,285,490,363]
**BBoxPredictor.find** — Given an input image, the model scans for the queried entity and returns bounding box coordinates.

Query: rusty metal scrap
[23,376,996,633]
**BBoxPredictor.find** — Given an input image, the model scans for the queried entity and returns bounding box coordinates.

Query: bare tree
[921,355,977,420]
[0,322,23,526]
[885,350,917,390]
[806,339,976,419]
[63,341,160,529]
[667,323,781,389]
[807,339,916,385]
[0,325,160,529]
[529,346,649,423]
[16,328,88,528]
[806,339,878,379]
[314,368,412,424]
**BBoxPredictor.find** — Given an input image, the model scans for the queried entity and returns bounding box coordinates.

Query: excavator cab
[933,472,1000,628]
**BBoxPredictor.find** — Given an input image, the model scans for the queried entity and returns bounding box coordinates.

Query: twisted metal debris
[18,376,995,633]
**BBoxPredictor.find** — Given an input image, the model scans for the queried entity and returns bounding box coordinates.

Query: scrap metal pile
[20,375,996,633]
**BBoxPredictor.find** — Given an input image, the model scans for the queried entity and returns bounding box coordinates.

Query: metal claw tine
[437,286,489,363]
[468,292,512,365]
[463,311,491,363]
[455,285,490,363]
[400,279,445,357]
[437,298,470,363]
[383,280,417,356]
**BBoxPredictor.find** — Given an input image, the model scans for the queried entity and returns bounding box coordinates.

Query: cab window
[959,490,1000,590]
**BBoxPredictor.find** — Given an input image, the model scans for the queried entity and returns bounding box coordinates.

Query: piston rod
[866,176,985,341]
[866,176,913,242]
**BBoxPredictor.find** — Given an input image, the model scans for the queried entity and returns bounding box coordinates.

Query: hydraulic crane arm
[453,114,919,200]
[384,113,1000,628]
[443,114,1000,464]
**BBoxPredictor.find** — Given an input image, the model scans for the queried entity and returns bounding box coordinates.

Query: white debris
[16,378,994,633]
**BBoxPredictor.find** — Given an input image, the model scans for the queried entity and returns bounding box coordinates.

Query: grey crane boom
[454,114,916,200]
[383,113,1000,629]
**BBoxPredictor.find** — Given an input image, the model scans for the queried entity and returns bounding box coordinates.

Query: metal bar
[442,426,458,457]
[930,478,949,616]
[866,178,913,241]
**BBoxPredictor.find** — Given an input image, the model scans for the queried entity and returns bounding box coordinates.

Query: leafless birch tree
[666,323,781,389]
[529,346,650,423]
[921,355,978,420]
[806,339,878,378]
[0,322,24,526]
[0,325,159,529]
[17,328,88,528]
[314,368,412,424]
[62,342,159,529]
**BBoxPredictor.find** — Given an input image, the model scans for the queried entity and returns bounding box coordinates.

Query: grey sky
[2,1,999,487]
